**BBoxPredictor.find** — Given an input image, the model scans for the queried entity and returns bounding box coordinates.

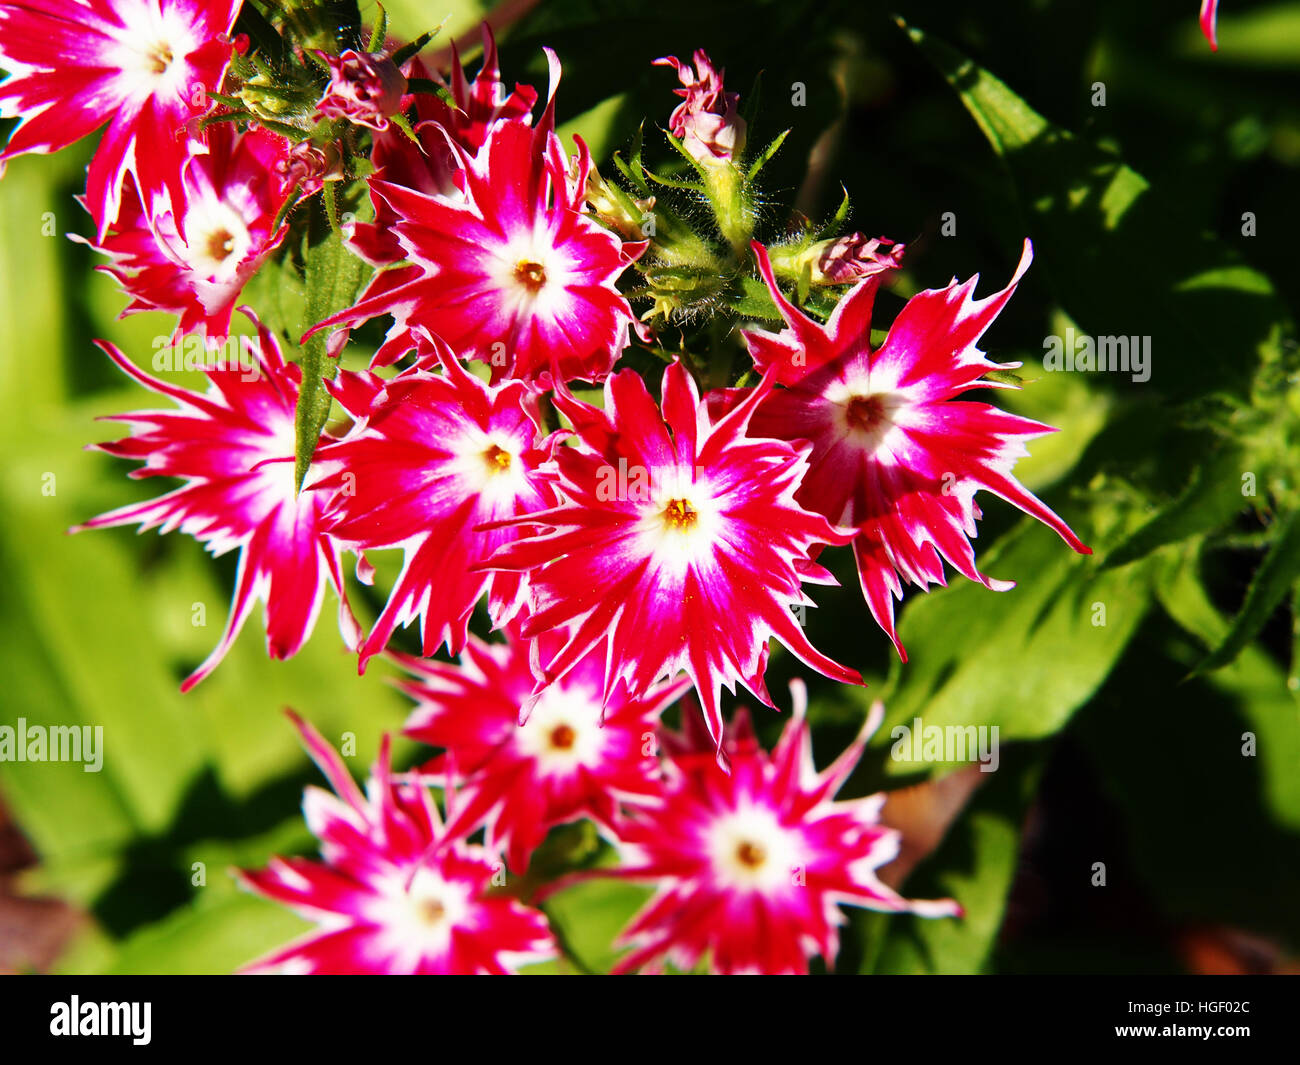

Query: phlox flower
[307,52,642,387]
[399,622,689,873]
[78,122,294,340]
[480,359,861,753]
[310,350,557,669]
[729,239,1090,659]
[0,0,241,234]
[653,49,746,167]
[238,713,556,975]
[74,312,354,691]
[606,684,960,975]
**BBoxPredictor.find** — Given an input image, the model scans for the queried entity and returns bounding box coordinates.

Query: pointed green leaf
[1196,510,1300,673]
[294,187,366,490]
[1104,445,1248,568]
[901,20,1293,403]
[746,128,790,181]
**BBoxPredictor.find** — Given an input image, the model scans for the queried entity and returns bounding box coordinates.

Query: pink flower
[344,27,537,302]
[307,54,643,387]
[653,49,746,167]
[73,312,355,691]
[399,622,690,874]
[78,123,294,340]
[0,0,241,235]
[1201,0,1220,50]
[479,359,861,754]
[416,24,539,163]
[238,713,556,974]
[310,350,558,670]
[605,685,960,974]
[730,240,1090,659]
[811,233,906,285]
[314,48,407,131]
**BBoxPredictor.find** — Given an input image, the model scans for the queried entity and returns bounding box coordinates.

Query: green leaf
[536,876,652,975]
[1077,562,1300,948]
[731,275,783,320]
[1196,510,1300,673]
[1104,445,1249,569]
[403,78,457,110]
[901,20,1293,403]
[1154,547,1300,831]
[105,890,310,975]
[391,27,440,68]
[365,1,388,52]
[558,94,629,165]
[813,185,851,241]
[861,750,1045,974]
[294,187,365,490]
[874,518,1152,763]
[746,128,790,182]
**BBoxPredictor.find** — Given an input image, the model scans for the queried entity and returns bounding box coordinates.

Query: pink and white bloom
[653,49,746,167]
[348,27,538,270]
[311,350,557,669]
[1201,0,1220,49]
[338,27,538,365]
[414,25,538,170]
[729,240,1090,659]
[399,623,690,874]
[480,360,862,753]
[0,0,241,234]
[314,48,406,131]
[79,122,294,340]
[308,54,643,387]
[74,312,355,691]
[606,686,960,975]
[239,714,556,975]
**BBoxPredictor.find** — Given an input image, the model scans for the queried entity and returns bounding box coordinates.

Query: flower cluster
[8,1,1093,973]
[238,684,959,975]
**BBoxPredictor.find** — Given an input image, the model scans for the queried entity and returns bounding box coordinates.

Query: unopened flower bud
[315,49,407,131]
[808,234,905,284]
[653,50,746,168]
[274,139,344,196]
[585,163,656,240]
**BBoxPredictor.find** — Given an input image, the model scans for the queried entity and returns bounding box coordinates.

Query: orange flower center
[549,724,576,750]
[207,228,237,263]
[414,897,446,925]
[844,394,887,433]
[514,259,547,291]
[149,43,175,76]
[483,443,513,473]
[736,840,767,869]
[662,497,698,529]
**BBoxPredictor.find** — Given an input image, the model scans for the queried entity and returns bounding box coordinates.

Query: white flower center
[514,682,606,777]
[630,465,724,568]
[107,0,201,101]
[369,866,474,968]
[825,379,903,455]
[491,227,576,318]
[448,427,528,505]
[707,805,804,894]
[183,199,255,282]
